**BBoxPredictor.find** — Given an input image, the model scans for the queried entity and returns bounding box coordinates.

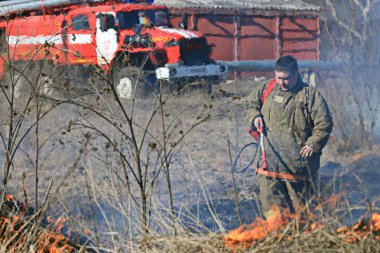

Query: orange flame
[224,206,293,248]
[0,193,84,252]
[225,203,380,250]
[0,192,81,252]
[0,214,76,252]
[337,213,380,242]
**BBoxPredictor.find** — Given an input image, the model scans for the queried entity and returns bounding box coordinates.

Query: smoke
[313,0,380,148]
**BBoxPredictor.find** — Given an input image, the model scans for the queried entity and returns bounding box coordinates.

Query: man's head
[274,55,300,92]
[155,11,169,26]
[138,11,150,26]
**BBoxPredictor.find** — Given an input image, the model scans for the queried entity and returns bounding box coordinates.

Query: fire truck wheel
[116,77,133,99]
[12,74,55,99]
[11,72,33,99]
[113,67,148,99]
[2,62,31,99]
[13,74,25,99]
[10,61,60,99]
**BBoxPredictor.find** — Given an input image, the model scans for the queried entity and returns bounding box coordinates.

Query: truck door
[66,14,96,64]
[95,12,118,66]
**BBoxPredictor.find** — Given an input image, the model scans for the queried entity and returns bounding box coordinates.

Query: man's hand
[300,145,313,158]
[254,117,263,129]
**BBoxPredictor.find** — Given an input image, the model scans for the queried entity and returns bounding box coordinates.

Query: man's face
[275,70,299,92]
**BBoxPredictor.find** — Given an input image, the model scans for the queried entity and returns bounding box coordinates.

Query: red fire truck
[0,0,227,98]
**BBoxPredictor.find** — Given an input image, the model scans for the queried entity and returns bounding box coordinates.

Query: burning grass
[1,191,379,253]
[0,214,79,252]
[140,229,380,253]
[0,194,85,253]
[2,195,380,253]
[223,205,380,253]
[140,199,380,253]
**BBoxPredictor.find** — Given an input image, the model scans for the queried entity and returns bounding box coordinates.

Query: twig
[40,178,54,208]
[226,135,242,225]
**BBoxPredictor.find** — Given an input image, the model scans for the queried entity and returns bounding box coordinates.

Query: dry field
[0,75,380,252]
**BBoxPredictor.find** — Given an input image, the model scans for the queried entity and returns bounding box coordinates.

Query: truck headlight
[219,65,226,72]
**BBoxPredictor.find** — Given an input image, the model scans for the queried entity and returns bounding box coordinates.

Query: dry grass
[139,232,380,253]
[2,210,380,253]
[142,234,228,253]
[141,223,380,253]
[0,67,379,253]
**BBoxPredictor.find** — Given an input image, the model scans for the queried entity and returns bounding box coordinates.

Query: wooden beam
[233,15,241,79]
[274,15,281,58]
[316,15,320,60]
[233,15,241,61]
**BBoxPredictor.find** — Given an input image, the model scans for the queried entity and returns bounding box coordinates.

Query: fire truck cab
[0,0,227,98]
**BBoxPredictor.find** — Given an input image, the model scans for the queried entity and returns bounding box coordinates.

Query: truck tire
[116,75,134,99]
[6,61,62,100]
[113,66,151,99]
[3,63,37,100]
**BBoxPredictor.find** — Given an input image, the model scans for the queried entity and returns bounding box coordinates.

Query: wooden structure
[155,0,320,62]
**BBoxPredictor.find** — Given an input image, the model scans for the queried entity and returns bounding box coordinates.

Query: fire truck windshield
[117,10,170,29]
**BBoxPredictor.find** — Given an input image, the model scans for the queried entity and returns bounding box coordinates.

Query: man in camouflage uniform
[245,56,333,216]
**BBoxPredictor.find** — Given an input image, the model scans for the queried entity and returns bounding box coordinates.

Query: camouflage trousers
[259,175,317,217]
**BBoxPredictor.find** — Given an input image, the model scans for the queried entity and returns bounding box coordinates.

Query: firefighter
[138,11,153,28]
[245,55,333,217]
[154,10,169,27]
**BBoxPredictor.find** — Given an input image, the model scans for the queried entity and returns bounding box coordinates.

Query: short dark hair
[275,55,299,74]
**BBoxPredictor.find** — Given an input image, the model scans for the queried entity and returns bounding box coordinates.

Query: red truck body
[0,0,227,97]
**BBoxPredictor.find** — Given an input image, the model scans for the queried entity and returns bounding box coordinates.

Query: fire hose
[235,126,309,181]
[233,126,266,173]
[258,125,267,169]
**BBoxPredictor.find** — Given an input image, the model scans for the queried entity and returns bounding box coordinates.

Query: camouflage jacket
[245,78,333,177]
